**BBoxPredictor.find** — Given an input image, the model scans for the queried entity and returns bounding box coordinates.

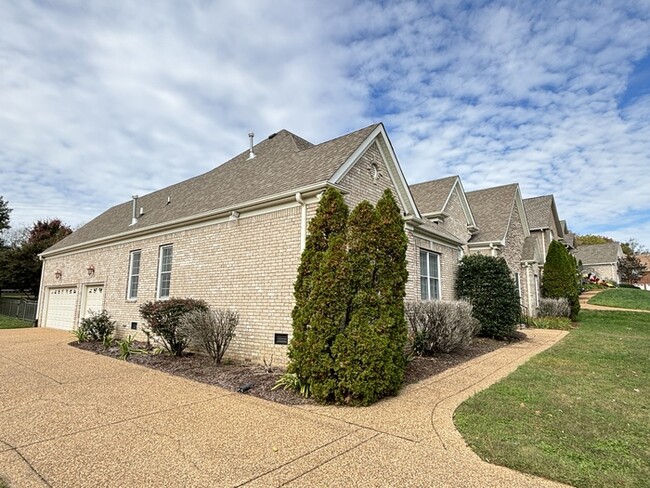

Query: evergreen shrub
[456,254,520,339]
[77,309,115,342]
[542,241,580,321]
[139,298,209,356]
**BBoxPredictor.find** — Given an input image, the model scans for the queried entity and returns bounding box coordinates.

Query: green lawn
[588,288,650,311]
[0,315,34,329]
[455,310,650,488]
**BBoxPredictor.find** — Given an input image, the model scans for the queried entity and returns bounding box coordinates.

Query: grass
[0,314,34,329]
[455,310,650,488]
[588,287,650,311]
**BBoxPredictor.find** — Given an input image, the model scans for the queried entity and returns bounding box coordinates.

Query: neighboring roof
[563,232,576,249]
[523,195,564,237]
[47,124,380,253]
[409,176,458,215]
[521,236,539,262]
[574,242,622,265]
[560,219,570,234]
[465,184,520,243]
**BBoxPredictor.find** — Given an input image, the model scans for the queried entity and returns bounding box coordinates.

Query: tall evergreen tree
[542,240,580,320]
[288,187,348,385]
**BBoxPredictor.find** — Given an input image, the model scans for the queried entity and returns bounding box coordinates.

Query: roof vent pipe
[247,132,255,160]
[131,195,139,225]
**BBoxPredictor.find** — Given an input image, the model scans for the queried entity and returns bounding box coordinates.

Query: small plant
[118,335,136,360]
[531,316,572,330]
[180,308,238,364]
[102,333,114,349]
[139,298,209,356]
[78,310,116,342]
[404,299,480,355]
[537,298,571,318]
[72,326,87,343]
[272,372,311,398]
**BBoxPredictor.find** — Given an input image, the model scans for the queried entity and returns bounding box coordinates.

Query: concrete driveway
[0,327,569,487]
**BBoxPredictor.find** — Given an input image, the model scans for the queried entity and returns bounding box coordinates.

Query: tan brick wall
[40,206,303,365]
[408,236,459,301]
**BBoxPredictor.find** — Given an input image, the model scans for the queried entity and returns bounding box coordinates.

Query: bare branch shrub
[181,308,238,364]
[404,300,480,355]
[537,298,571,318]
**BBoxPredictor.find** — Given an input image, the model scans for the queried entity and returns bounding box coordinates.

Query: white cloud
[1,0,649,246]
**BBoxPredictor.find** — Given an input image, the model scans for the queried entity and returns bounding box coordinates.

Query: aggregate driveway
[0,327,570,487]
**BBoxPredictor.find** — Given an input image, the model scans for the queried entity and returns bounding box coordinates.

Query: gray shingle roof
[409,176,458,215]
[465,184,519,243]
[47,124,379,253]
[574,242,622,265]
[523,195,553,230]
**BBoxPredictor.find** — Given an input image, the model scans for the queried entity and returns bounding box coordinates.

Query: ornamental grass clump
[405,299,480,355]
[537,297,571,318]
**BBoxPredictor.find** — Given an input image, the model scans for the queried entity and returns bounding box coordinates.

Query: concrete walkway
[0,327,569,487]
[580,289,650,313]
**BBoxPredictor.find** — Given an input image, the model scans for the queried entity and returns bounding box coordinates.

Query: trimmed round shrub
[456,254,520,339]
[78,309,115,342]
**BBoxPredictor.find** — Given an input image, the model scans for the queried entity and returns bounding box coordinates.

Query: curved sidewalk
[1,327,569,487]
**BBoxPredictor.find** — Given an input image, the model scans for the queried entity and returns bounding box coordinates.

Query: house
[573,242,624,284]
[523,195,564,263]
[559,220,576,250]
[36,123,465,364]
[636,254,650,290]
[465,184,543,316]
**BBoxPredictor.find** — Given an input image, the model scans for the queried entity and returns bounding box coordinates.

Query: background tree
[576,234,614,246]
[456,254,520,339]
[1,219,72,297]
[542,240,580,321]
[618,254,647,284]
[0,196,11,237]
[621,238,648,257]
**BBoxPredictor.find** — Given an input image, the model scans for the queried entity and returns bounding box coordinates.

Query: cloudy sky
[1,1,649,247]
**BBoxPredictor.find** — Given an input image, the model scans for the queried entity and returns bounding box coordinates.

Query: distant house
[559,220,576,250]
[574,242,624,284]
[633,254,650,290]
[523,195,564,262]
[37,123,464,364]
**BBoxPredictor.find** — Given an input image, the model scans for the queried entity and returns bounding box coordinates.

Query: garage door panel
[81,285,104,319]
[44,288,77,330]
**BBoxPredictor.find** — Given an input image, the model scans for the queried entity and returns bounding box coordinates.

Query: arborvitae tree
[542,240,580,321]
[456,254,520,339]
[288,187,348,386]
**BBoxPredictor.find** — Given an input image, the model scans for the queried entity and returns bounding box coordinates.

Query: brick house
[37,123,464,364]
[574,242,624,284]
[465,184,543,316]
[523,195,565,263]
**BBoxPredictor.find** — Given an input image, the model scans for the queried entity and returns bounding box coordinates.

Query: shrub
[404,300,480,355]
[537,298,571,318]
[542,241,580,320]
[456,254,521,340]
[531,316,572,330]
[139,298,209,356]
[181,308,238,364]
[78,310,115,343]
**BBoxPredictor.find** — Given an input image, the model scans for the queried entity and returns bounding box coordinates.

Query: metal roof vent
[130,195,139,225]
[247,132,255,160]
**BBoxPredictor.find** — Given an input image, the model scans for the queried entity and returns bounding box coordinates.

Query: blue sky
[1,0,649,247]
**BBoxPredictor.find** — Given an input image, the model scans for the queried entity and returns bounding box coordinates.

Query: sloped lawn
[455,310,650,488]
[588,287,650,311]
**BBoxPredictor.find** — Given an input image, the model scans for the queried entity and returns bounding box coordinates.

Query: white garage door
[81,285,104,319]
[44,287,78,330]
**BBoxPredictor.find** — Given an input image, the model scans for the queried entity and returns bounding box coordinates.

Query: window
[127,250,141,300]
[420,249,440,300]
[157,245,173,299]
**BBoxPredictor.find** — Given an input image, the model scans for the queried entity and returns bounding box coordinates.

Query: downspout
[295,192,307,252]
[36,254,47,327]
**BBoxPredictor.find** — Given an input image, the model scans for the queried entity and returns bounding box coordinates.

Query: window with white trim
[420,249,440,300]
[127,250,141,300]
[157,245,173,299]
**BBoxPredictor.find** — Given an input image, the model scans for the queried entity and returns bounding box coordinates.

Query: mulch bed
[72,335,520,406]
